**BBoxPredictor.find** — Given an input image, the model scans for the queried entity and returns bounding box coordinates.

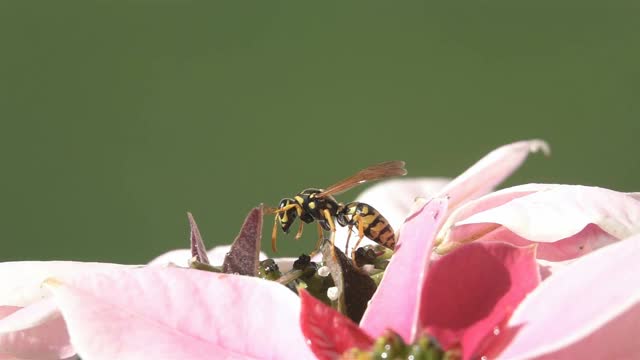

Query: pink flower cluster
[1,140,639,359]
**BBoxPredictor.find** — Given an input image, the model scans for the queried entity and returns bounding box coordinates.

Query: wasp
[268,161,407,259]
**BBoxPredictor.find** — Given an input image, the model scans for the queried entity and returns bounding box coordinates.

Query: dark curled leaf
[188,212,210,265]
[222,205,263,276]
[321,240,377,323]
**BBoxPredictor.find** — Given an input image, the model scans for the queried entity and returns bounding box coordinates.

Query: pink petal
[45,267,313,360]
[493,233,640,359]
[0,299,59,332]
[188,212,210,265]
[273,257,298,273]
[149,246,268,267]
[458,185,640,240]
[0,301,74,359]
[458,223,618,262]
[0,261,133,307]
[359,197,449,342]
[299,290,373,360]
[149,245,267,267]
[147,249,193,266]
[443,185,640,260]
[418,242,540,360]
[437,184,553,243]
[436,140,550,211]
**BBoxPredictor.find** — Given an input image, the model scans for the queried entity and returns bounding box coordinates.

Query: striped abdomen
[336,202,396,250]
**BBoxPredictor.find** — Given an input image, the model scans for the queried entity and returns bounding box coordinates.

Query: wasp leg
[308,222,325,258]
[270,203,299,252]
[271,215,279,252]
[350,214,366,262]
[295,221,304,240]
[322,209,338,260]
[344,225,354,256]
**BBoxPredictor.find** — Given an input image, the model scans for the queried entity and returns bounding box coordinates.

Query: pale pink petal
[0,301,74,359]
[419,242,540,360]
[456,185,640,240]
[0,299,59,332]
[360,197,449,342]
[206,245,236,264]
[441,185,640,260]
[454,223,618,262]
[272,257,297,273]
[434,185,545,252]
[0,261,133,307]
[436,140,550,211]
[536,259,576,280]
[45,267,313,360]
[492,233,640,359]
[149,246,268,267]
[147,249,193,267]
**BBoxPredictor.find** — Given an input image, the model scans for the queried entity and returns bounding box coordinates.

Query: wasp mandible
[267,161,407,259]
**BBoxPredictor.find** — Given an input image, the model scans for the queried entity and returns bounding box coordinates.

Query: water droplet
[481,356,488,360]
[327,287,340,301]
[492,326,500,336]
[380,352,388,359]
[362,264,374,273]
[317,266,330,277]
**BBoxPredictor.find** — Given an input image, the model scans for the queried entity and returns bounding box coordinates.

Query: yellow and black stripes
[336,202,396,250]
[270,161,406,259]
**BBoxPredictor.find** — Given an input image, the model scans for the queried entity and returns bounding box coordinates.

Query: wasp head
[277,198,299,233]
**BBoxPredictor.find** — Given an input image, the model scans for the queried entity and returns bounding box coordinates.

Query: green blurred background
[1,2,638,263]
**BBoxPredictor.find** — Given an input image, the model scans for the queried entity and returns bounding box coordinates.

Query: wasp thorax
[335,203,356,227]
[277,198,298,233]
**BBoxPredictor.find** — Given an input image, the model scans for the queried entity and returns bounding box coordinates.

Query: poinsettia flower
[301,197,640,359]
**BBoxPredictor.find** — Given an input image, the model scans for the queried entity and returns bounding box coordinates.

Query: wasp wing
[317,160,407,198]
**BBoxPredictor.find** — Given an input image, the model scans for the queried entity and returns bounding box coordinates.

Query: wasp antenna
[264,206,280,215]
